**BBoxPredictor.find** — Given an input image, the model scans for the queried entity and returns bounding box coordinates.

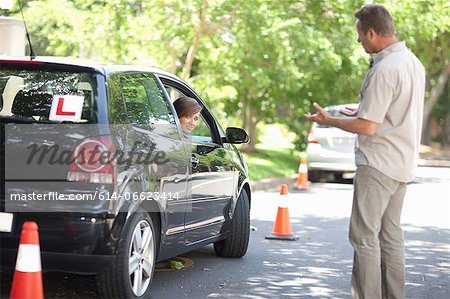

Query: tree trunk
[180,0,207,80]
[168,43,178,74]
[443,113,450,148]
[441,80,450,148]
[242,97,258,153]
[422,64,450,145]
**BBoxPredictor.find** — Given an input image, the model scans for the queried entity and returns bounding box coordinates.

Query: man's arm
[305,102,379,136]
[329,116,379,136]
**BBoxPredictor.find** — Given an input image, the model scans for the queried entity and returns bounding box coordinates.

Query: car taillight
[307,129,318,143]
[67,135,116,184]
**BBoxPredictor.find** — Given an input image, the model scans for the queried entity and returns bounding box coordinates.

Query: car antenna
[18,0,36,60]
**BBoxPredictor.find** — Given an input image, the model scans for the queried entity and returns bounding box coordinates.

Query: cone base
[293,185,309,191]
[265,234,299,241]
[10,271,44,299]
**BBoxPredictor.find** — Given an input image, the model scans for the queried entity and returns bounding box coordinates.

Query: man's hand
[305,102,379,136]
[305,102,331,126]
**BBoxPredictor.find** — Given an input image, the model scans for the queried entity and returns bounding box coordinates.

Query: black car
[0,57,251,298]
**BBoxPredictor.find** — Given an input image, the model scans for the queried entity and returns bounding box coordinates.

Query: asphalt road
[1,166,449,298]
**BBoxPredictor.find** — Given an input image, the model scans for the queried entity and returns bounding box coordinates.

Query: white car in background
[306,104,358,182]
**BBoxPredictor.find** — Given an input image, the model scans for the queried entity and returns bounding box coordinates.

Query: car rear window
[0,67,97,123]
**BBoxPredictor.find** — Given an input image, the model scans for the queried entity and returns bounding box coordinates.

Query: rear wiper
[0,116,78,124]
[35,120,77,124]
[0,115,35,123]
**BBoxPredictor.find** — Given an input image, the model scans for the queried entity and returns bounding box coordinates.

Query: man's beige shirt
[356,41,425,182]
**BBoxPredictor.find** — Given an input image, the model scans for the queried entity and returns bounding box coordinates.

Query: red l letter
[56,98,76,116]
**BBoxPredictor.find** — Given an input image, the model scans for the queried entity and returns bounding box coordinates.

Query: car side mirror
[225,127,249,144]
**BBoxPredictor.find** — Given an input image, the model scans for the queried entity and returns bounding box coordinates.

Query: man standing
[306,4,425,299]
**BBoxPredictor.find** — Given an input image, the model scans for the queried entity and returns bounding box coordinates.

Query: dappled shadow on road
[194,216,353,298]
[403,224,450,298]
[151,216,449,298]
[1,216,448,298]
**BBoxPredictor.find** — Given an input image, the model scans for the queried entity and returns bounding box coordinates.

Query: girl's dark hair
[173,96,202,118]
[354,4,395,36]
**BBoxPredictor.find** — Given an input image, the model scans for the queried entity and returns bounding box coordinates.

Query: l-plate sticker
[49,95,84,121]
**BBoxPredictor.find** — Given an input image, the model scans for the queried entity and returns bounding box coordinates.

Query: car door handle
[196,144,216,156]
[191,155,199,168]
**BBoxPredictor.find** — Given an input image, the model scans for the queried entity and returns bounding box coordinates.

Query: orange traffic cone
[265,184,299,241]
[10,221,44,299]
[294,157,309,190]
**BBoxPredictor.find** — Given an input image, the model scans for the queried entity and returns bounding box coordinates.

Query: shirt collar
[371,41,406,65]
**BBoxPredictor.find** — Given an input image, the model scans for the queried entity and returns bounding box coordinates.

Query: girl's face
[179,111,201,134]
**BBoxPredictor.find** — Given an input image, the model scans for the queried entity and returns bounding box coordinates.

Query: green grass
[242,146,303,181]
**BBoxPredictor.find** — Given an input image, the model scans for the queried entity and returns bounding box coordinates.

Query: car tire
[213,189,250,258]
[97,210,157,299]
[309,170,322,182]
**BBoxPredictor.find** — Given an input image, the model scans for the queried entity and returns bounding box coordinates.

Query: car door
[158,77,236,245]
[114,72,189,248]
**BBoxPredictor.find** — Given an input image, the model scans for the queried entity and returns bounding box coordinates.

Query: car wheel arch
[109,171,163,247]
[230,181,251,218]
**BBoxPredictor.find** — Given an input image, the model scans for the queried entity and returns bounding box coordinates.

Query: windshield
[0,68,97,123]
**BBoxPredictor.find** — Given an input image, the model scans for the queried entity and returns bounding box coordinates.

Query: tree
[14,0,450,150]
[422,64,450,145]
[383,0,450,146]
[195,0,367,151]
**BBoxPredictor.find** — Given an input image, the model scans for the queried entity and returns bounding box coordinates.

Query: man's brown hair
[354,4,395,36]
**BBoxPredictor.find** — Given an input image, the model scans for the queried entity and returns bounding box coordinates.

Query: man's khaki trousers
[350,165,407,299]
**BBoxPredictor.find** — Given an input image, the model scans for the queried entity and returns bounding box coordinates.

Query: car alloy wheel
[128,219,155,297]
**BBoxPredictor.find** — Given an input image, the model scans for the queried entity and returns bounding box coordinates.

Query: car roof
[0,55,178,79]
[324,103,359,111]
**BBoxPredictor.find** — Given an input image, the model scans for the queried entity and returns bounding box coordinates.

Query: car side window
[121,73,176,127]
[164,85,184,102]
[191,115,213,143]
[163,84,214,144]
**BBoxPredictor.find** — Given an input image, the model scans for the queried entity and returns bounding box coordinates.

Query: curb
[418,159,450,167]
[251,175,297,192]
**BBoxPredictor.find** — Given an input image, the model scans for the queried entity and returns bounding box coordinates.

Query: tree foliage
[11,0,450,150]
